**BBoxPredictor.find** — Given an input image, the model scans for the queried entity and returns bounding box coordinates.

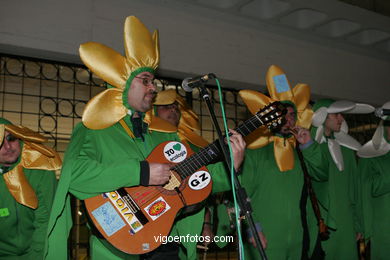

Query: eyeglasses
[5,135,18,142]
[135,76,157,87]
[0,134,18,149]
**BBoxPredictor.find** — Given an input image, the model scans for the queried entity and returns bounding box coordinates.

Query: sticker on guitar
[144,196,171,221]
[163,142,187,163]
[188,171,211,190]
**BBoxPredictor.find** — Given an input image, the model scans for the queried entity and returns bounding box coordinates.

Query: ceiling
[181,0,390,59]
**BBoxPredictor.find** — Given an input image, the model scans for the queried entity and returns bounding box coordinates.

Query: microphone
[374,108,390,117]
[181,73,216,92]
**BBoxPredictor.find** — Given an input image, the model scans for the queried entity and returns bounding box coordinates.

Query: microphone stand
[197,82,267,260]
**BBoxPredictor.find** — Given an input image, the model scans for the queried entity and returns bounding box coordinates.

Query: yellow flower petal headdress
[0,118,62,209]
[239,65,313,171]
[145,89,209,148]
[79,16,159,129]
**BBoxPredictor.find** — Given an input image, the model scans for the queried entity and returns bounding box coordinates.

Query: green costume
[309,99,372,260]
[308,144,360,260]
[0,118,58,259]
[357,106,390,260]
[358,152,390,260]
[0,167,57,259]
[240,142,320,260]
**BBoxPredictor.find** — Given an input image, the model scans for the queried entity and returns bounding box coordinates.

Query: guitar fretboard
[171,102,284,178]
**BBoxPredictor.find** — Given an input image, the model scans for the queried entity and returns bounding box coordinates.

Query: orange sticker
[148,201,166,216]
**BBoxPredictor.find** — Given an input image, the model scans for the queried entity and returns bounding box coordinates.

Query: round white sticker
[163,141,188,163]
[188,171,211,190]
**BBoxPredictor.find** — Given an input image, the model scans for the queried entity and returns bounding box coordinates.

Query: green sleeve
[239,149,259,220]
[30,170,57,258]
[301,142,329,181]
[371,159,390,197]
[65,124,142,200]
[208,162,231,193]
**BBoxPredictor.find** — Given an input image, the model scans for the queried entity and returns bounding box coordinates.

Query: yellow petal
[178,128,209,148]
[21,143,62,170]
[292,83,311,111]
[239,90,272,115]
[245,127,273,149]
[82,88,127,129]
[148,115,178,133]
[274,136,295,171]
[298,108,313,129]
[5,125,47,144]
[3,165,38,209]
[0,124,5,144]
[124,16,159,71]
[266,65,293,101]
[79,42,128,89]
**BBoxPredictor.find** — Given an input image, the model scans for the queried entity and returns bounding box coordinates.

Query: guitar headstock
[256,101,287,131]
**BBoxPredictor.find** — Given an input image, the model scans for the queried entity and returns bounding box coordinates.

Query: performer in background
[357,101,390,260]
[45,16,245,260]
[308,99,374,260]
[239,65,322,260]
[0,118,60,259]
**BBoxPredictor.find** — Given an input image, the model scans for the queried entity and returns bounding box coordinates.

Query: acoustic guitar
[85,101,285,254]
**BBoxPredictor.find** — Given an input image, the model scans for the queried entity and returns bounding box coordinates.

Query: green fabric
[46,115,179,259]
[0,167,57,259]
[307,143,360,260]
[46,116,231,260]
[0,118,12,125]
[239,142,320,260]
[359,151,390,260]
[312,99,334,112]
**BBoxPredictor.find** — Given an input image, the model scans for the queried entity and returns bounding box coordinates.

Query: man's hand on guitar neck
[148,163,172,185]
[227,129,246,171]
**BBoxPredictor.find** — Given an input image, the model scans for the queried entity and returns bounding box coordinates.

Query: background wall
[1,0,389,105]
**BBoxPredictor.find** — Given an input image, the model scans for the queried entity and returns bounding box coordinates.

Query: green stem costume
[308,99,372,260]
[358,152,390,260]
[0,166,57,259]
[240,142,320,260]
[308,143,360,260]
[357,116,390,260]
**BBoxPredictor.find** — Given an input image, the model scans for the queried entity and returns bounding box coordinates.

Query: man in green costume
[239,65,322,260]
[45,17,245,260]
[0,118,60,259]
[309,99,374,259]
[357,101,390,260]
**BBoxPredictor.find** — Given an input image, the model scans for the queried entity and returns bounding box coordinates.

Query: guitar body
[85,140,212,254]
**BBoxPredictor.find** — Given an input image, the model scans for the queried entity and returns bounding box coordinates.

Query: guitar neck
[171,112,268,178]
